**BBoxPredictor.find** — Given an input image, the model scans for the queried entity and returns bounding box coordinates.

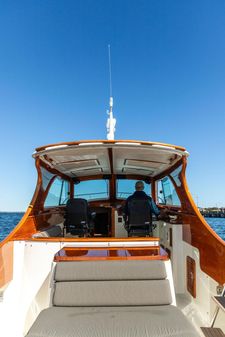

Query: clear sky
[0,0,225,211]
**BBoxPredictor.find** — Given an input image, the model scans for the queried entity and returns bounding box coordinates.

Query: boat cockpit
[1,139,225,337]
[25,140,187,239]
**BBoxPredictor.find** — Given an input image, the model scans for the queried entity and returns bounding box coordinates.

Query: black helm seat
[127,198,153,237]
[64,198,93,237]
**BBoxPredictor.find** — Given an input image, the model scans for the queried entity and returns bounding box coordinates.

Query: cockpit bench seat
[26,260,200,337]
[32,223,63,238]
[26,305,200,337]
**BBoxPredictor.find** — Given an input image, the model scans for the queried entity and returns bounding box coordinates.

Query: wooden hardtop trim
[35,139,187,153]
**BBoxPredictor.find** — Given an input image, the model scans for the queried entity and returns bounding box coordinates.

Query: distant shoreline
[0,211,25,213]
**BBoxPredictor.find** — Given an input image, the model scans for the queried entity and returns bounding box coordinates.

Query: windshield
[74,179,109,201]
[116,179,151,199]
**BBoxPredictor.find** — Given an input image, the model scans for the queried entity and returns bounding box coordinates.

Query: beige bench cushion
[54,260,167,281]
[26,305,200,337]
[53,280,172,306]
[32,224,63,238]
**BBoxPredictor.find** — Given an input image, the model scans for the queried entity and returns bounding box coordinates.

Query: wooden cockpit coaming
[0,140,225,289]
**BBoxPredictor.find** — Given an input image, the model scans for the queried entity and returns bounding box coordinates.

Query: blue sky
[0,0,225,211]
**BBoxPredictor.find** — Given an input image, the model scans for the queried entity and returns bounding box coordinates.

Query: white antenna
[106,44,116,140]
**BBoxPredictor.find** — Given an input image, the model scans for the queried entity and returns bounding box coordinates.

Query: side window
[157,176,181,206]
[116,180,151,199]
[44,177,70,207]
[170,165,182,187]
[60,180,70,204]
[40,167,55,191]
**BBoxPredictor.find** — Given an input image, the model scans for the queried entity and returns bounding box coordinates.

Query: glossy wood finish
[29,236,160,243]
[54,245,168,261]
[0,241,13,289]
[178,157,225,285]
[10,208,65,240]
[35,139,186,153]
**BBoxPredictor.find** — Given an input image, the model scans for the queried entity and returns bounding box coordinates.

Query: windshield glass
[116,179,151,199]
[74,179,109,201]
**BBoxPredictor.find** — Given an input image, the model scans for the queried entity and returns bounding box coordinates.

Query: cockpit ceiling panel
[37,144,183,178]
[122,167,155,176]
[124,159,167,169]
[112,147,181,177]
[54,159,100,172]
[40,147,111,177]
[71,168,104,177]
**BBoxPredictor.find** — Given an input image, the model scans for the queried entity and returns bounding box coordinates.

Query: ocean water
[205,217,225,241]
[0,212,224,242]
[0,212,24,241]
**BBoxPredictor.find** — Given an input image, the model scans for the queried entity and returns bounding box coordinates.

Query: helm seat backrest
[65,198,89,235]
[128,199,152,226]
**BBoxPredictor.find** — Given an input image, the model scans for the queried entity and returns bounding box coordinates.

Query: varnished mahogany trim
[28,236,160,242]
[0,206,37,288]
[0,241,13,289]
[54,256,168,261]
[153,158,183,181]
[53,246,168,262]
[180,157,225,284]
[35,139,186,153]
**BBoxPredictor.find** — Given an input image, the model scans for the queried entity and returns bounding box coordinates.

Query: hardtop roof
[33,140,188,179]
